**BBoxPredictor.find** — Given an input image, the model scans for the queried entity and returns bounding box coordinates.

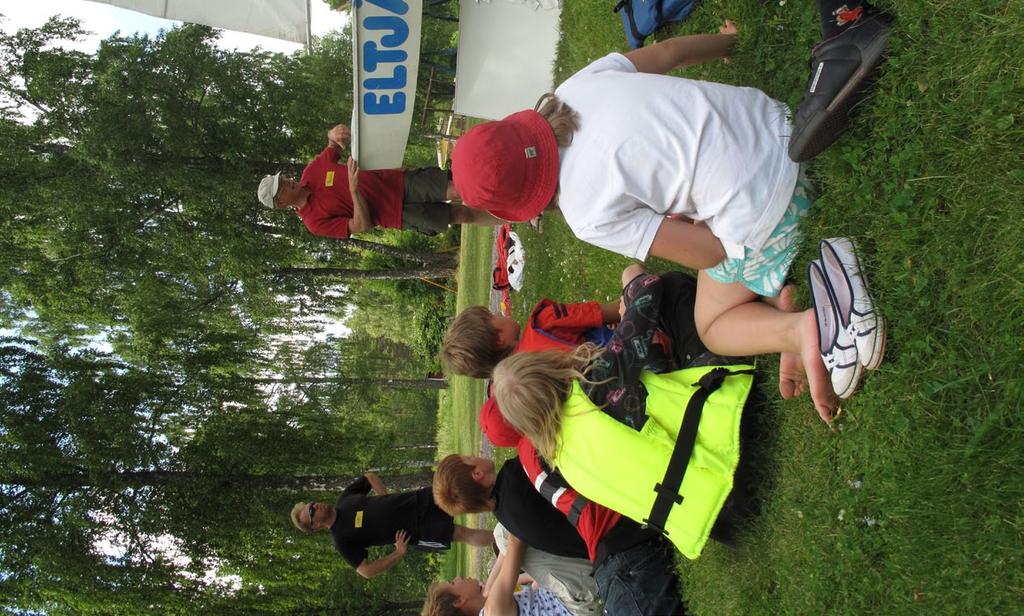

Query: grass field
[436,224,493,580]
[443,1,1024,613]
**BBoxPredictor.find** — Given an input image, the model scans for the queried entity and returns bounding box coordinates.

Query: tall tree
[0,19,354,360]
[0,340,442,614]
[0,14,459,613]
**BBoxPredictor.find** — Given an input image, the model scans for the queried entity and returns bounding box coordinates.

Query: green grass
[446,1,1024,612]
[436,224,494,580]
[437,224,493,456]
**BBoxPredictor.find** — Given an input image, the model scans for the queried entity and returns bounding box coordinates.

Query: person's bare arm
[483,533,527,616]
[625,20,737,75]
[354,530,409,579]
[347,156,374,234]
[648,217,727,270]
[364,472,387,496]
[598,301,622,325]
[482,552,505,598]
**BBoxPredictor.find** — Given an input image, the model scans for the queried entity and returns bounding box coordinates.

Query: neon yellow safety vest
[552,365,754,559]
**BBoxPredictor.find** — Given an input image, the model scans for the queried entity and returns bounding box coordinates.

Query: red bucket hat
[452,110,559,223]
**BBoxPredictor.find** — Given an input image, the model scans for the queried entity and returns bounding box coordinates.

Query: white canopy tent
[86,0,312,47]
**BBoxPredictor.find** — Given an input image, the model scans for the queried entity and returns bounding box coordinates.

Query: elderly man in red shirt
[258,124,499,238]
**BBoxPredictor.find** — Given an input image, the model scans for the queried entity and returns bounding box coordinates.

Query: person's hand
[329,124,351,146]
[347,156,359,193]
[618,297,626,321]
[719,19,737,36]
[394,530,410,556]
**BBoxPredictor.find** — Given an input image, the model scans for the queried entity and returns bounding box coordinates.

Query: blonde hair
[433,454,492,516]
[422,582,461,616]
[290,502,313,532]
[492,345,603,461]
[533,93,579,211]
[440,306,511,378]
[534,93,579,147]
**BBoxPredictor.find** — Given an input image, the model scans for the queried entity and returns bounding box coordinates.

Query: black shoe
[788,13,892,162]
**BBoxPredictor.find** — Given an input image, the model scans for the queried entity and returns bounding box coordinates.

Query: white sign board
[351,0,423,170]
[454,0,561,120]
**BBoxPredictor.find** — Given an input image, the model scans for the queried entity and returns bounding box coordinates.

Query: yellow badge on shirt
[325,171,335,187]
[354,510,364,528]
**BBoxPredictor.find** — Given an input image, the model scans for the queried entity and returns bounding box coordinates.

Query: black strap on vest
[532,458,592,529]
[566,493,589,527]
[643,367,754,535]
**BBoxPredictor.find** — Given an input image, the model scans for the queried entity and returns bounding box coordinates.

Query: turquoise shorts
[705,169,814,297]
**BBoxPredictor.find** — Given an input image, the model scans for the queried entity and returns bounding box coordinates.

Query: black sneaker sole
[788,22,892,162]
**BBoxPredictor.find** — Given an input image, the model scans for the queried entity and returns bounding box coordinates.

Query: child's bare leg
[621,264,646,288]
[759,284,793,311]
[763,285,807,399]
[695,272,837,421]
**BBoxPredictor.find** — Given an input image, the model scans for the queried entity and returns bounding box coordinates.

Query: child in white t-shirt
[451,22,885,422]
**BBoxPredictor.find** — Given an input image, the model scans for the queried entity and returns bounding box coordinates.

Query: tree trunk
[339,238,458,267]
[251,222,289,235]
[375,600,425,616]
[271,266,455,280]
[246,376,447,389]
[180,155,304,176]
[365,468,435,492]
[0,471,432,493]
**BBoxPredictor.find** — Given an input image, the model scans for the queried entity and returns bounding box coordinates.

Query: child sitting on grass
[492,339,755,560]
[451,23,887,422]
[432,453,693,615]
[441,266,710,446]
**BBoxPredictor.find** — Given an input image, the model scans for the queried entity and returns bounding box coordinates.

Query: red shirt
[479,299,604,447]
[296,147,405,238]
[517,439,622,562]
[515,299,605,354]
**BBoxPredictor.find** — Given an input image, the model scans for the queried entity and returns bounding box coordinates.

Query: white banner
[454,0,560,120]
[87,0,311,45]
[351,0,423,170]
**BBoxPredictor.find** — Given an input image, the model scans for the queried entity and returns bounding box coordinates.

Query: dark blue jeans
[593,539,689,616]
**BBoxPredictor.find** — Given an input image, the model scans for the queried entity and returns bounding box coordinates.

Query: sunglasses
[307,503,317,527]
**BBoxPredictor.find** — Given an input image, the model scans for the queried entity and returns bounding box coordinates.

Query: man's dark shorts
[402,167,451,235]
[413,487,456,552]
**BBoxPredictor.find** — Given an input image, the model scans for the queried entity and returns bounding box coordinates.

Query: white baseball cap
[257,172,282,208]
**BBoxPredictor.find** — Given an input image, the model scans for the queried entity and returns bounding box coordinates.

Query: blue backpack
[613,0,700,49]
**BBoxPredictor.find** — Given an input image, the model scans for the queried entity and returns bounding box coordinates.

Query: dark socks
[816,0,868,39]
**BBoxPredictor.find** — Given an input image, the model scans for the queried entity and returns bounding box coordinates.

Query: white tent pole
[305,0,312,54]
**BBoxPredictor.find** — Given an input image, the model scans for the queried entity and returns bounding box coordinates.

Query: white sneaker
[819,238,886,370]
[505,230,526,291]
[809,260,863,399]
